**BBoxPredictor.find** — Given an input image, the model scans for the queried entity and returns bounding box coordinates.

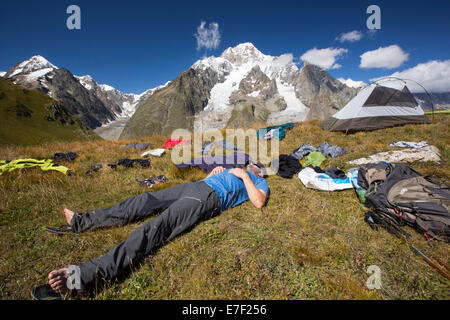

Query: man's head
[245,162,267,178]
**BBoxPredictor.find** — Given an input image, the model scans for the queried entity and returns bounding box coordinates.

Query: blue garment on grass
[257,123,295,141]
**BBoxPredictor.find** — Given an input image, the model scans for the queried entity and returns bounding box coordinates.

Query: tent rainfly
[320,85,430,132]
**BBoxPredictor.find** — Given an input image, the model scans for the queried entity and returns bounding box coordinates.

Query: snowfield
[267,80,309,124]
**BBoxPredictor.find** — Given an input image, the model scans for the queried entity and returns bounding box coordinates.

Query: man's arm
[205,166,225,178]
[228,168,267,209]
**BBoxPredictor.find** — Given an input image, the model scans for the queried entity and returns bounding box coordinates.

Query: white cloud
[360,45,409,69]
[372,60,450,93]
[195,21,221,51]
[300,47,348,70]
[272,53,294,67]
[336,30,363,43]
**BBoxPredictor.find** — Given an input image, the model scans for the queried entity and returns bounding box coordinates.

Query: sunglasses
[245,162,265,175]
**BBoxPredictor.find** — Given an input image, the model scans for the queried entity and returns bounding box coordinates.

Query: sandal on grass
[31,284,62,301]
[45,225,80,236]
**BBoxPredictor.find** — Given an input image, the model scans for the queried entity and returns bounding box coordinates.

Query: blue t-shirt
[202,169,269,211]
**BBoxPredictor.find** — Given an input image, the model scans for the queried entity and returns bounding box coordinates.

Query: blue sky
[1,0,449,93]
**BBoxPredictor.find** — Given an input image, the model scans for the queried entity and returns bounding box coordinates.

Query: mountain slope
[75,75,159,119]
[413,91,450,110]
[0,78,98,146]
[297,64,358,120]
[120,68,220,138]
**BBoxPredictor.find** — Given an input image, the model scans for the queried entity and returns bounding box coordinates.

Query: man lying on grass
[37,162,269,299]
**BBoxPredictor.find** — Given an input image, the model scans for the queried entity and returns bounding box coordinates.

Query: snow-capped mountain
[337,78,366,89]
[0,71,6,77]
[121,42,357,138]
[192,43,309,131]
[5,55,57,80]
[190,43,359,131]
[5,55,58,95]
[3,55,158,130]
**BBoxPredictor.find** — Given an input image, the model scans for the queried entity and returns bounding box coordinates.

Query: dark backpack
[364,163,450,242]
[358,162,392,194]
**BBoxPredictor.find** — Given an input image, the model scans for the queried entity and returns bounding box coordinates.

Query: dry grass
[0,115,449,300]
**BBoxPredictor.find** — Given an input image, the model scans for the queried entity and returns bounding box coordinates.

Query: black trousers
[69,181,221,293]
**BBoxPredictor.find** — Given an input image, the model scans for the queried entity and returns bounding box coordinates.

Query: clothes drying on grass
[202,140,241,155]
[348,145,441,166]
[175,152,251,173]
[0,159,70,176]
[303,152,326,167]
[272,154,302,179]
[121,143,151,151]
[87,159,151,174]
[51,152,78,162]
[291,141,347,160]
[257,123,295,141]
[317,142,348,158]
[298,167,359,191]
[258,128,283,141]
[108,158,151,169]
[290,144,317,160]
[163,138,190,149]
[264,129,281,141]
[136,175,169,188]
[311,166,347,180]
[86,164,103,176]
[389,141,428,149]
[141,149,166,157]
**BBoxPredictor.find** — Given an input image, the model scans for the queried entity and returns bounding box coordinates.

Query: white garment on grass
[389,141,428,148]
[348,145,441,165]
[298,167,359,191]
[141,149,166,157]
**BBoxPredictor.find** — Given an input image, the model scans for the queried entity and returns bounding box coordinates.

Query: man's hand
[228,168,248,180]
[206,166,226,178]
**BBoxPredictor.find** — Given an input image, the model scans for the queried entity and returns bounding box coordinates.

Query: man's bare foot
[48,268,69,295]
[63,209,75,225]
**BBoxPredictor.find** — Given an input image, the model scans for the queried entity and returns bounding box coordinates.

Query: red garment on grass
[162,138,190,149]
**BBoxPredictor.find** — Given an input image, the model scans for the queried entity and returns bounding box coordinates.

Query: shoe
[31,284,62,300]
[45,225,80,236]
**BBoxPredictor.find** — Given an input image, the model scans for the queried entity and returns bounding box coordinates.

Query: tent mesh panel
[363,86,418,108]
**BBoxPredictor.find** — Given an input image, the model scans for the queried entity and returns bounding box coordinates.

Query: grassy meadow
[0,115,449,300]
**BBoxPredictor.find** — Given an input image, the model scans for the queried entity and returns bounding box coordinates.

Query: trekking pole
[365,210,450,281]
[403,237,450,281]
[428,253,450,272]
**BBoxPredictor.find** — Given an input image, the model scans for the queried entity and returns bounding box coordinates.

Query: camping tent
[320,85,430,132]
